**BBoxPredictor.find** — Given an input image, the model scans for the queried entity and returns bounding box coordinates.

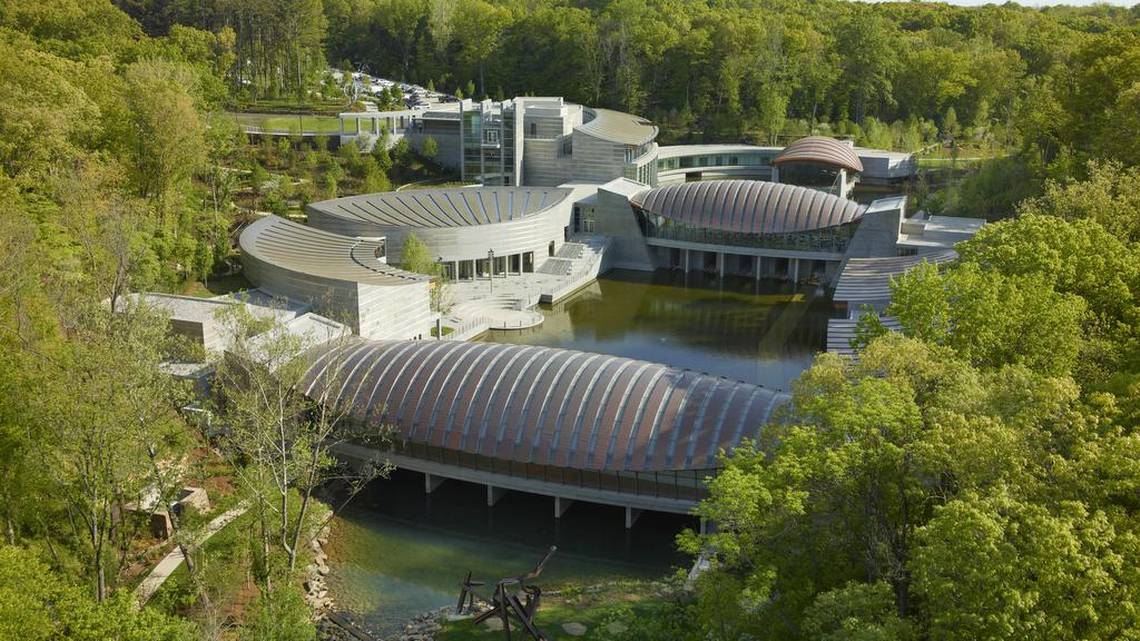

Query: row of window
[444,252,537,280]
[391,440,711,501]
[657,152,776,171]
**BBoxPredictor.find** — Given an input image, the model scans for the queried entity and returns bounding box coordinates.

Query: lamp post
[488,249,495,293]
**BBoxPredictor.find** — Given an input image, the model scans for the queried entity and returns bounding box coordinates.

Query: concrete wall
[571,131,630,184]
[405,118,462,173]
[843,196,906,260]
[591,182,654,271]
[522,138,574,186]
[357,281,434,340]
[242,251,362,331]
[242,251,433,340]
[306,203,573,266]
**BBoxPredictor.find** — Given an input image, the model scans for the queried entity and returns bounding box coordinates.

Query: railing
[440,315,492,340]
[394,441,710,502]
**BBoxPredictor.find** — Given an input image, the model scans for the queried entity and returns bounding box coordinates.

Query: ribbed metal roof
[302,340,788,472]
[774,136,864,173]
[576,108,658,146]
[630,180,866,234]
[308,187,573,229]
[239,215,428,286]
[826,316,903,356]
[833,250,958,304]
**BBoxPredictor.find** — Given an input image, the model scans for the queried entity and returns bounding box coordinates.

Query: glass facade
[657,151,776,172]
[777,161,842,188]
[390,440,709,502]
[634,207,856,254]
[461,101,519,186]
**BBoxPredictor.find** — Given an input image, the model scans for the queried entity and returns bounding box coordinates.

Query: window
[548,241,555,257]
[530,122,537,136]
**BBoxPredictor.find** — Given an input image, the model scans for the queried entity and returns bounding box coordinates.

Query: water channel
[326,269,838,634]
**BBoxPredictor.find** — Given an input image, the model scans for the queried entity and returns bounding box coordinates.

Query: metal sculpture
[456,546,557,641]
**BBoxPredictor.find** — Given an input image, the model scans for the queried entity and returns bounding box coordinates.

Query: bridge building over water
[302,339,788,527]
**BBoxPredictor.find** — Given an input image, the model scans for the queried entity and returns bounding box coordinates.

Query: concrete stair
[536,258,574,276]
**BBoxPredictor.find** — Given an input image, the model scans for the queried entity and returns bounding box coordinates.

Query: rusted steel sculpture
[456,546,557,641]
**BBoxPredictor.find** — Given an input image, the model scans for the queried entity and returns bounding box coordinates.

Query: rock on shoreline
[305,525,334,617]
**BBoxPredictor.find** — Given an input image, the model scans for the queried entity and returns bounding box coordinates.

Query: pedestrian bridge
[303,339,789,527]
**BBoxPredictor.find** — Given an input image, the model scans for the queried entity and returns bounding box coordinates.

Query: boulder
[562,622,588,636]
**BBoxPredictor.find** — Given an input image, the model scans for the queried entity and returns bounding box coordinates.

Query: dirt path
[134,501,250,606]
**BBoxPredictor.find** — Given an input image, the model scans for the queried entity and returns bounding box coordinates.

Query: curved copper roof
[774,136,864,173]
[302,340,788,472]
[630,180,866,234]
[577,108,658,146]
[307,187,572,229]
[239,215,427,286]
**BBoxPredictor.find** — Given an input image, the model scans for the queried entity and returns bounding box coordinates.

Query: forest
[0,0,1139,639]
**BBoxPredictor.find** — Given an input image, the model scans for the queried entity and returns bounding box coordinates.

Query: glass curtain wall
[634,207,857,254]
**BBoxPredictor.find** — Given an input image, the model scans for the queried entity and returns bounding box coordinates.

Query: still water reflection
[326,471,692,635]
[482,269,836,390]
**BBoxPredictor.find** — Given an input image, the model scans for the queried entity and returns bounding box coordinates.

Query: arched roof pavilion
[629,179,866,235]
[302,340,788,473]
[307,186,573,229]
[773,136,865,174]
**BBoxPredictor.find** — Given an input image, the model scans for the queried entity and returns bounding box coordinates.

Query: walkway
[134,502,250,606]
[442,236,608,335]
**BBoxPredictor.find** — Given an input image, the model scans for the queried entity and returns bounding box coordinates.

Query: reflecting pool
[481,269,835,390]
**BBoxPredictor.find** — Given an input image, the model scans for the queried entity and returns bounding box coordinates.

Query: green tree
[212,308,388,585]
[121,60,206,218]
[801,581,913,641]
[400,233,437,275]
[1017,160,1140,243]
[0,546,196,641]
[31,302,188,601]
[421,135,439,163]
[452,0,512,97]
[836,12,899,123]
[239,585,316,641]
[889,261,1086,377]
[913,488,1139,641]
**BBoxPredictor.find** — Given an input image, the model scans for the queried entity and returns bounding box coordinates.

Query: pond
[480,269,834,391]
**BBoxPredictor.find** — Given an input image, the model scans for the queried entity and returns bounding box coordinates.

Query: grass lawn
[227,112,342,134]
[231,98,348,115]
[437,580,670,641]
[400,180,476,191]
[180,273,253,298]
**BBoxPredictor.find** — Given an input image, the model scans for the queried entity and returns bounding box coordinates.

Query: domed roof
[629,180,865,235]
[239,215,427,287]
[301,340,787,472]
[307,186,573,229]
[577,108,658,146]
[774,136,864,173]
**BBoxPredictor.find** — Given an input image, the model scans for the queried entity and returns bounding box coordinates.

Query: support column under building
[625,507,643,529]
[486,485,507,507]
[718,252,725,279]
[684,249,690,274]
[554,496,573,519]
[791,258,800,283]
[424,473,446,494]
